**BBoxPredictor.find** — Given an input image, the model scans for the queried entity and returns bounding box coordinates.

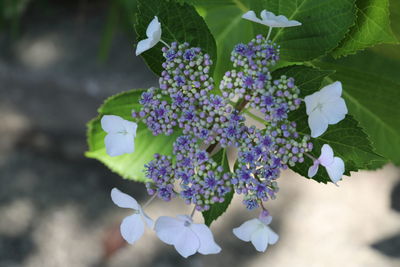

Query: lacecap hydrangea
[103,11,347,258]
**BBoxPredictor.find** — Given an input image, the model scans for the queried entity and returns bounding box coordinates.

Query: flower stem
[190,206,196,218]
[160,39,171,49]
[266,27,273,41]
[304,152,317,161]
[143,193,157,209]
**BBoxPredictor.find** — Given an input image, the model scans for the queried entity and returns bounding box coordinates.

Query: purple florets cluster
[145,154,176,201]
[220,34,279,99]
[133,42,216,137]
[145,135,232,211]
[137,36,313,211]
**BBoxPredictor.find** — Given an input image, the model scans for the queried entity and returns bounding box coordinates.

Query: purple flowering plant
[86,0,398,258]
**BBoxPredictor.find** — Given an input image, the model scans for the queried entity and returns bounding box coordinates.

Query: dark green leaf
[202,149,234,226]
[331,0,398,58]
[250,0,357,61]
[315,57,400,165]
[86,90,181,182]
[290,111,385,183]
[135,0,217,76]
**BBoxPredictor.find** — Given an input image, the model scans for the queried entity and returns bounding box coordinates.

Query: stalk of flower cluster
[143,193,158,209]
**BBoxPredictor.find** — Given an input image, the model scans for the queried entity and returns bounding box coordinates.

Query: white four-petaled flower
[111,188,154,244]
[304,81,348,138]
[242,10,301,28]
[135,16,162,56]
[308,144,345,184]
[155,215,221,258]
[233,213,279,252]
[101,115,137,157]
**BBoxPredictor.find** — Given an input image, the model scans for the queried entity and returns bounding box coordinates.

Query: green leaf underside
[202,149,234,226]
[331,0,398,58]
[86,89,181,182]
[250,0,357,61]
[135,0,217,76]
[314,58,400,165]
[273,66,384,183]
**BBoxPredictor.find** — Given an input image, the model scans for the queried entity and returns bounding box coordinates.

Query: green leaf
[315,57,400,165]
[202,149,234,226]
[250,0,357,61]
[202,1,253,84]
[273,65,384,182]
[86,89,181,182]
[290,112,385,183]
[331,0,398,58]
[134,0,217,76]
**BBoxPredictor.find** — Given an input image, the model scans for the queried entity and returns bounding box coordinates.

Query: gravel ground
[0,2,399,267]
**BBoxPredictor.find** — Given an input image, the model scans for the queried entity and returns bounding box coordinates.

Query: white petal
[304,92,321,115]
[146,16,161,41]
[111,188,139,210]
[319,81,342,103]
[242,10,263,24]
[121,120,138,136]
[259,214,272,225]
[266,227,279,244]
[308,161,319,178]
[319,144,334,166]
[174,227,200,258]
[250,227,269,252]
[155,216,184,245]
[260,10,301,27]
[308,111,328,138]
[140,208,154,229]
[233,218,261,242]
[260,10,276,21]
[105,133,134,157]
[321,98,348,124]
[191,223,221,255]
[120,214,145,244]
[101,115,125,133]
[136,38,155,56]
[325,157,345,184]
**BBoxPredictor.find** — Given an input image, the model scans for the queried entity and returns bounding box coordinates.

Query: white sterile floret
[304,81,348,138]
[154,215,221,258]
[111,188,154,244]
[233,213,279,252]
[242,10,301,28]
[308,144,345,184]
[135,16,162,56]
[101,115,138,157]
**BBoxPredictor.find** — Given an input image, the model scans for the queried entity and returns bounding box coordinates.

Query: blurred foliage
[0,0,31,37]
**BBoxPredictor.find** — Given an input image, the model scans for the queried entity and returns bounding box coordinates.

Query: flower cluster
[102,10,349,258]
[145,135,232,211]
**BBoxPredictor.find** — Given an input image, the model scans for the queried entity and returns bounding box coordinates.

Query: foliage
[86,0,400,224]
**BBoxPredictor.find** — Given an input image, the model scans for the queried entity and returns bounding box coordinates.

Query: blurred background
[0,0,399,266]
